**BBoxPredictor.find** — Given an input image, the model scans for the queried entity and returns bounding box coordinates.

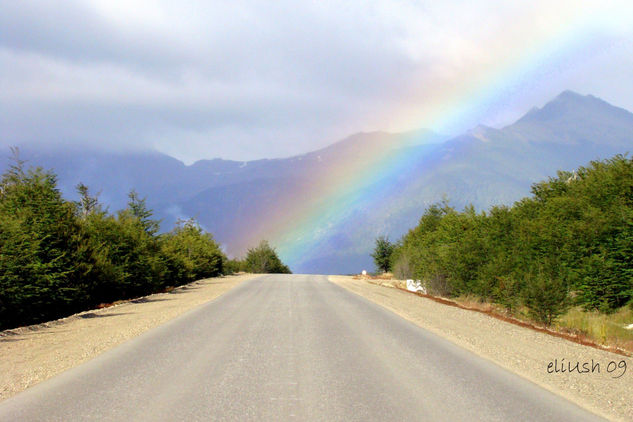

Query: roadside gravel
[329,275,632,422]
[0,274,257,401]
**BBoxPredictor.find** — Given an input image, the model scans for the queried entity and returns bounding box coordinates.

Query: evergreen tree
[389,155,633,323]
[0,153,87,326]
[160,218,224,283]
[0,151,230,329]
[243,240,291,273]
[127,190,160,235]
[371,236,394,273]
[76,183,100,218]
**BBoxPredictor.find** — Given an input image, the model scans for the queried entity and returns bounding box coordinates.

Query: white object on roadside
[406,279,427,294]
[361,270,367,276]
[625,323,633,330]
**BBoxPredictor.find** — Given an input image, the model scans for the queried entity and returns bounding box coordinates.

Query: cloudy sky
[1,1,632,163]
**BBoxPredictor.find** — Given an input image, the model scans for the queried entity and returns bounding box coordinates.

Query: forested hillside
[391,154,633,324]
[0,153,289,330]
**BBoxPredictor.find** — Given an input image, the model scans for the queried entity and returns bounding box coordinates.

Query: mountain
[312,91,632,272]
[0,129,444,266]
[6,149,187,212]
[2,91,632,274]
[270,91,633,272]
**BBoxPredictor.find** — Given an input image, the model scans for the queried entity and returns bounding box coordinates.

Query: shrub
[371,236,394,273]
[243,240,291,273]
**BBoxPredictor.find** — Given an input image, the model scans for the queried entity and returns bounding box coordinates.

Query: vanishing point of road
[0,274,604,421]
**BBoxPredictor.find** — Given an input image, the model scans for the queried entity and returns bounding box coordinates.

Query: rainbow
[232,5,606,271]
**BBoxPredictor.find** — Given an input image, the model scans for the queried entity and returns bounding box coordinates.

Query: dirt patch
[330,275,633,422]
[0,274,257,401]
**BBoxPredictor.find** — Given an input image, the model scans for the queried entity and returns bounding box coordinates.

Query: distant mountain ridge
[2,91,632,273]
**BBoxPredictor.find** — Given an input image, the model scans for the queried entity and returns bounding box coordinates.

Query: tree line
[0,151,290,329]
[375,154,633,325]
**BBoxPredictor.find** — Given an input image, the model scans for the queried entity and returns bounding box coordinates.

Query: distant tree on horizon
[243,240,291,274]
[372,236,394,273]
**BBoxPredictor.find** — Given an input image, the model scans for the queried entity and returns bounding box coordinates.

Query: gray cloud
[1,1,632,163]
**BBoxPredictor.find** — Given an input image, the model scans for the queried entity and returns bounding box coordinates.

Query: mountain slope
[294,91,633,272]
[2,91,631,274]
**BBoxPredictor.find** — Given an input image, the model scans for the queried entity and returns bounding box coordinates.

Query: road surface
[0,275,604,421]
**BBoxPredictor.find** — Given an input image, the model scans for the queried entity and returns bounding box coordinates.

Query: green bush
[243,240,291,274]
[390,154,633,324]
[371,236,394,273]
[0,152,229,329]
[0,157,90,326]
[160,218,224,283]
[224,259,244,274]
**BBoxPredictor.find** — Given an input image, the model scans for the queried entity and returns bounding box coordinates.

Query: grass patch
[556,306,633,352]
[376,274,633,354]
[447,294,633,354]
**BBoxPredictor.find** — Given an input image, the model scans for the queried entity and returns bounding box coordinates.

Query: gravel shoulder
[329,275,632,422]
[0,274,257,401]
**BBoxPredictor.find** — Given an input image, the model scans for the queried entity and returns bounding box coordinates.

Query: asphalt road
[0,274,604,421]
